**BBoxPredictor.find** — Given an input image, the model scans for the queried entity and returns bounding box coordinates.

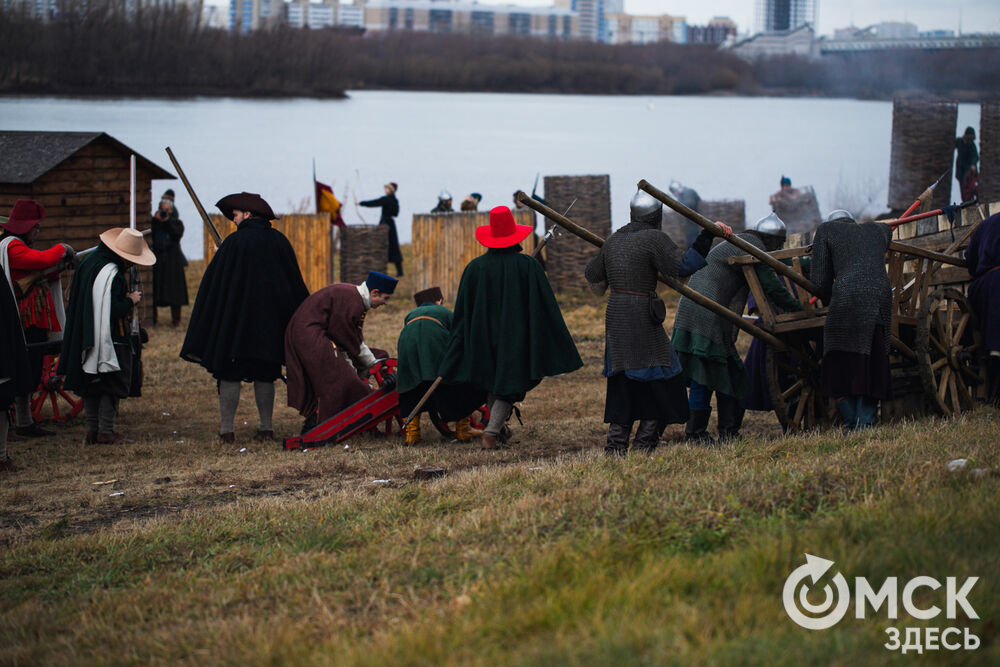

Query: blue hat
[366,271,398,294]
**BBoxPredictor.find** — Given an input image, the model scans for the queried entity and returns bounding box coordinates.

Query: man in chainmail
[812,210,893,429]
[585,189,731,455]
[673,212,803,443]
[669,180,703,249]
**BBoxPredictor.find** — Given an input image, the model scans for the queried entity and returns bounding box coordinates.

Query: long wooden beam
[638,179,821,296]
[514,192,789,352]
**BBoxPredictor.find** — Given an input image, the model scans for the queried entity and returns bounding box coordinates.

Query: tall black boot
[685,409,713,444]
[716,394,745,441]
[605,423,631,456]
[633,420,664,453]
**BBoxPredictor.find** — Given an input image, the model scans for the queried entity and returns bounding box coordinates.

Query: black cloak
[180,217,309,382]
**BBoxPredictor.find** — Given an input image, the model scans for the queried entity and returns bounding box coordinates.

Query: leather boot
[455,417,483,442]
[685,409,713,444]
[987,356,1000,407]
[605,423,631,456]
[404,417,421,445]
[716,394,745,441]
[633,420,664,453]
[171,306,182,328]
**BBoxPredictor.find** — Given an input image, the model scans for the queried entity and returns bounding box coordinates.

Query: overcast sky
[509,1,1000,36]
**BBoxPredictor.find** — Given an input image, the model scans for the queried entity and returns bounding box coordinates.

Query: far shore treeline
[1,6,998,100]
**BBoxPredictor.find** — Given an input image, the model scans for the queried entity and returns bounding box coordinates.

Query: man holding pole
[436,206,583,449]
[672,212,803,443]
[181,192,309,442]
[585,189,729,455]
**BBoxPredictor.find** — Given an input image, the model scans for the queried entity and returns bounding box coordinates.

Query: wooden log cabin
[0,131,174,322]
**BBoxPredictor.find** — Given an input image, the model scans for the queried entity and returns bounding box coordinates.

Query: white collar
[356,282,371,310]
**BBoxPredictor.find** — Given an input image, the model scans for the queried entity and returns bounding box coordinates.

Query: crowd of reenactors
[2,184,998,470]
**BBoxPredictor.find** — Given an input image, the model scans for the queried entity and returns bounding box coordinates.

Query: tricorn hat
[476,206,533,249]
[413,286,443,306]
[99,227,157,266]
[215,192,277,221]
[1,199,46,236]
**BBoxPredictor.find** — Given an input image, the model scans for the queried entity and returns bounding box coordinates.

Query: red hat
[475,206,533,249]
[1,199,46,236]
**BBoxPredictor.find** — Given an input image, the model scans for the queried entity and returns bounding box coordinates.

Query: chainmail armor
[810,220,892,355]
[672,231,767,356]
[585,219,686,374]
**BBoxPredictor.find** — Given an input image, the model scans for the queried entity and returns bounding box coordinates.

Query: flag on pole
[315,179,345,226]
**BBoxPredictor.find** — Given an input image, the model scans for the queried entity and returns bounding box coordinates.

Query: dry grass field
[1,251,997,665]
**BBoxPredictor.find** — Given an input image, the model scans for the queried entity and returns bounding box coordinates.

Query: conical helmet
[630,189,662,224]
[752,211,787,238]
[439,189,452,201]
[824,209,855,223]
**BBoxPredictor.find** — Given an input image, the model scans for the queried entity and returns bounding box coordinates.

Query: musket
[899,170,950,220]
[165,147,223,246]
[514,191,791,354]
[885,198,978,229]
[14,232,151,294]
[638,179,821,297]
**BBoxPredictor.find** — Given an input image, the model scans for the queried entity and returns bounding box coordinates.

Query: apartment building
[363,1,577,39]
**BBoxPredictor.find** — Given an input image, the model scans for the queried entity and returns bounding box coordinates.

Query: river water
[0,92,979,259]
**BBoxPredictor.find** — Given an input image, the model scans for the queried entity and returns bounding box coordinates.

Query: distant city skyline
[513,0,1000,35]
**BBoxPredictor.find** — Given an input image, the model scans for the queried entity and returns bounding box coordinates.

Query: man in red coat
[284,271,397,432]
[0,199,76,438]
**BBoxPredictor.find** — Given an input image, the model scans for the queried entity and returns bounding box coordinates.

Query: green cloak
[437,246,582,399]
[57,245,132,393]
[396,303,453,395]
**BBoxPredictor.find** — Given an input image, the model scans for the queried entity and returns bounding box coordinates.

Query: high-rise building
[568,0,618,42]
[755,0,816,33]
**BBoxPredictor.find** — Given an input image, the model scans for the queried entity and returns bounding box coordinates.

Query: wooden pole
[401,377,443,429]
[638,179,821,296]
[514,192,789,352]
[165,147,223,246]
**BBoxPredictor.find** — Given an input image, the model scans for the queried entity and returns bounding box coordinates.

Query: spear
[885,198,978,229]
[899,170,950,220]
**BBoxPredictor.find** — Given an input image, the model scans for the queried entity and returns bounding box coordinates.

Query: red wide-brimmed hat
[1,199,46,236]
[215,192,277,221]
[475,206,533,249]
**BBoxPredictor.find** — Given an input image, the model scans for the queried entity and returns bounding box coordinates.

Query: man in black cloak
[180,192,309,442]
[1,258,32,471]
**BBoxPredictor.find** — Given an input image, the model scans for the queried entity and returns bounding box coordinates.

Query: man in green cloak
[437,206,583,449]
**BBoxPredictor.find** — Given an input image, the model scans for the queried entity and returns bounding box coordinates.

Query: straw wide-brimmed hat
[99,227,157,266]
[475,206,533,249]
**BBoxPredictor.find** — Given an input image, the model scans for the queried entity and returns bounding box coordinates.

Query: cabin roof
[0,131,174,184]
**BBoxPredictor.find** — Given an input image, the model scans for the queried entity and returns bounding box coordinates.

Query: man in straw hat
[396,286,486,445]
[0,199,76,439]
[437,205,583,449]
[150,188,188,328]
[181,192,308,443]
[284,271,397,433]
[58,227,154,444]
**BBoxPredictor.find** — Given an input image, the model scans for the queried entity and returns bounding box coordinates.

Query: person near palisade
[585,189,730,455]
[285,272,397,433]
[965,211,1000,406]
[432,190,453,213]
[954,126,979,203]
[150,188,188,327]
[0,199,75,439]
[397,286,486,444]
[358,182,403,277]
[181,192,309,443]
[437,206,583,449]
[672,212,803,443]
[460,192,482,212]
[811,210,893,430]
[58,228,154,444]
